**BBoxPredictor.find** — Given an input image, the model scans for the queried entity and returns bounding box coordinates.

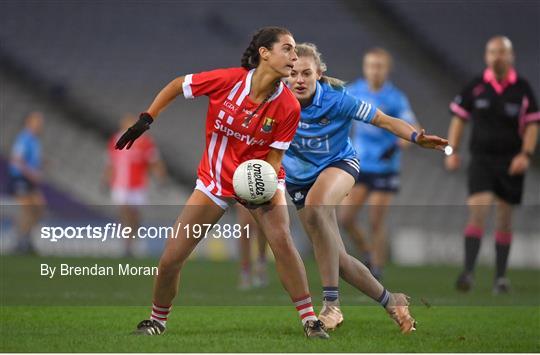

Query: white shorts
[194,178,285,210]
[111,187,147,205]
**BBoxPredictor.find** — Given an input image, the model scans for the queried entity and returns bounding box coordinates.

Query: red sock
[150,303,171,326]
[292,295,317,325]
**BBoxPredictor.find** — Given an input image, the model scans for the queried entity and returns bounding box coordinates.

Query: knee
[158,254,186,277]
[338,253,352,277]
[303,207,331,230]
[267,228,295,258]
[466,216,486,229]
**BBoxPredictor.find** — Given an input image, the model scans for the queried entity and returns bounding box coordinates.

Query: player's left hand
[115,113,153,150]
[508,153,530,176]
[415,129,448,150]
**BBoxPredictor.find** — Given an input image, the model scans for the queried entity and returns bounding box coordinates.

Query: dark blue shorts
[286,158,360,209]
[356,172,400,192]
[8,175,38,196]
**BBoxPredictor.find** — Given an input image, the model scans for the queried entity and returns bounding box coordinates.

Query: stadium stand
[0,1,538,263]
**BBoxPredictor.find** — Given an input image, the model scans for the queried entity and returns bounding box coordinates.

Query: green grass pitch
[1,255,539,352]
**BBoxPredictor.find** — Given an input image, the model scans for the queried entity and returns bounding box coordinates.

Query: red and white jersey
[107,134,159,189]
[182,67,300,197]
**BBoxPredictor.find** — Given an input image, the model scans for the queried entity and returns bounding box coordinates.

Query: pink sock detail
[464,225,483,239]
[495,231,512,245]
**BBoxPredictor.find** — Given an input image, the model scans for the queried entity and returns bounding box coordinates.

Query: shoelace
[306,319,326,331]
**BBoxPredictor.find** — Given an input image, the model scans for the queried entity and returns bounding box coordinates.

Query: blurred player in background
[340,48,419,281]
[446,36,539,294]
[8,112,46,254]
[284,43,446,331]
[236,205,269,290]
[116,27,329,338]
[104,114,167,257]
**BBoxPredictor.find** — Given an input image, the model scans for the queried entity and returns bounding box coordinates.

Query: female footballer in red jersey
[115,27,328,338]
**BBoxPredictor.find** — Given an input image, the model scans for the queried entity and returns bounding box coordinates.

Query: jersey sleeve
[339,92,376,123]
[269,106,301,150]
[522,81,540,125]
[182,67,244,99]
[449,80,476,120]
[397,92,417,126]
[11,134,27,160]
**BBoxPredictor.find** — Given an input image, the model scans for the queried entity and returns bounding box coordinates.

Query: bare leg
[328,210,385,300]
[467,192,494,230]
[236,205,253,287]
[367,192,393,278]
[15,192,45,253]
[248,190,310,299]
[119,205,140,256]
[338,184,371,257]
[153,190,225,306]
[299,168,355,290]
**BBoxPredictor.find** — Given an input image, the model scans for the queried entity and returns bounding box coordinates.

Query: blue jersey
[347,79,416,173]
[9,129,42,177]
[283,81,376,185]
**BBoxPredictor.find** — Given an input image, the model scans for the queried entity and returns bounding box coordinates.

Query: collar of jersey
[310,81,323,107]
[483,67,517,94]
[244,69,284,103]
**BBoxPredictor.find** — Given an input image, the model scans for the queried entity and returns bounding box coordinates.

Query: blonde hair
[295,42,345,89]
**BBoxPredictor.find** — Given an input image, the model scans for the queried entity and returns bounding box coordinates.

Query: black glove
[115,113,153,150]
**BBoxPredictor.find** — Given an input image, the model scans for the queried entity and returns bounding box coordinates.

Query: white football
[233,159,278,204]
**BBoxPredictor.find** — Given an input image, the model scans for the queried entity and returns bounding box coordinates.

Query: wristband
[410,131,418,143]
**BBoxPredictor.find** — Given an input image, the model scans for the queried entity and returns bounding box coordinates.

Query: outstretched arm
[115,76,185,150]
[146,76,185,118]
[370,110,448,150]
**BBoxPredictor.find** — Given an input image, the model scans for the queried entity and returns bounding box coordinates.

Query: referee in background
[446,36,539,294]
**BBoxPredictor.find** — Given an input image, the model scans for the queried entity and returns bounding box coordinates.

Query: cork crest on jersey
[212,69,282,146]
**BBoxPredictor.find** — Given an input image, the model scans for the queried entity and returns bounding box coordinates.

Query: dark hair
[241,27,292,69]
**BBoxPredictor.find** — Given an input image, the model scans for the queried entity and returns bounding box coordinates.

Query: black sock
[495,243,510,278]
[464,237,481,273]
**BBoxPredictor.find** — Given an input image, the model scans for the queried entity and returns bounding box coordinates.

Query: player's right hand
[115,113,153,150]
[445,153,460,171]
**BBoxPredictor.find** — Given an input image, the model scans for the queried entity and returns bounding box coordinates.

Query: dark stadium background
[1,1,540,353]
[1,1,539,277]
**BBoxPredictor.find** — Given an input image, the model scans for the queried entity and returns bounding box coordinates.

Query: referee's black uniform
[450,68,539,204]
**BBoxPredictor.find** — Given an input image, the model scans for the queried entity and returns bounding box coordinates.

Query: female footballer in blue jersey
[283,43,447,332]
[340,48,419,281]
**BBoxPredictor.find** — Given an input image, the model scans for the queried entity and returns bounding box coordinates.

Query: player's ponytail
[296,42,346,90]
[320,76,346,90]
[241,27,292,69]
